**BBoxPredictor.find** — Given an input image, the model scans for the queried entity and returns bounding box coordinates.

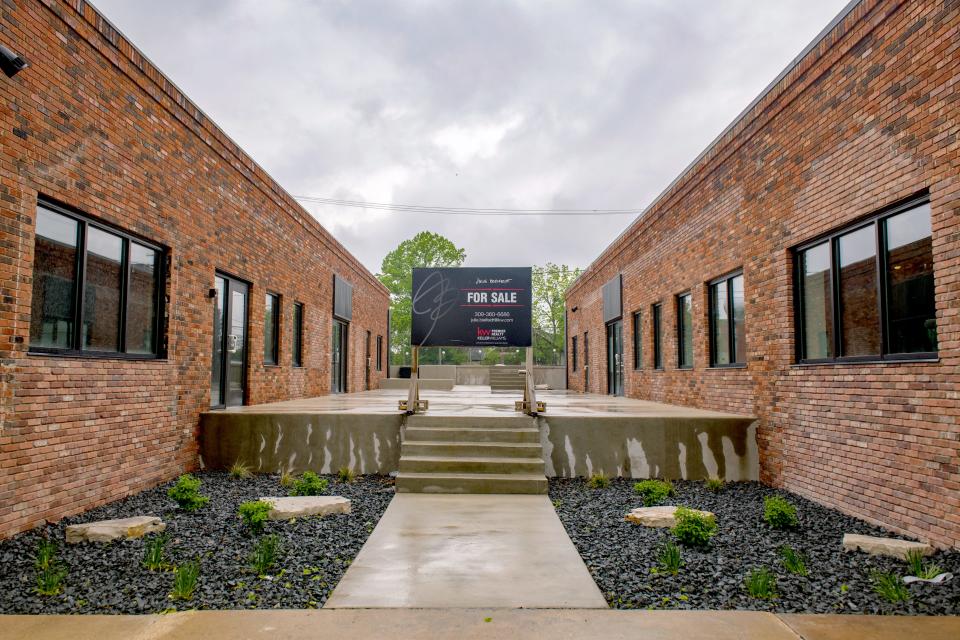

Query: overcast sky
[95,0,849,274]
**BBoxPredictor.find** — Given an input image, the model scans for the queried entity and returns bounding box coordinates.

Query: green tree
[377,231,466,365]
[532,263,582,365]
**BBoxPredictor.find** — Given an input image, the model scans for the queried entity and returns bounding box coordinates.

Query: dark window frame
[794,194,937,365]
[676,293,693,369]
[632,310,642,369]
[376,334,383,371]
[29,199,166,360]
[263,292,281,366]
[571,335,578,371]
[292,302,304,367]
[708,270,746,368]
[652,303,663,370]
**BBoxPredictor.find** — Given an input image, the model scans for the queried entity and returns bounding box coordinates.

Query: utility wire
[293,194,641,216]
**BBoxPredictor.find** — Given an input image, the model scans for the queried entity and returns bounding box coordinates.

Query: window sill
[263,363,281,368]
[792,356,940,368]
[709,363,747,369]
[27,350,166,362]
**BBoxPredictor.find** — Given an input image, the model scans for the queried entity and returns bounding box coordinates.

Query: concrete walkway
[5,610,958,640]
[325,494,607,608]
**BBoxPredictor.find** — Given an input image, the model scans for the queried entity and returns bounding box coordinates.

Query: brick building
[566,0,960,548]
[0,0,389,538]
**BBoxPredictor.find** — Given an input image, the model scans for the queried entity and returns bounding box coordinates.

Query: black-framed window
[795,197,937,363]
[652,303,663,369]
[292,302,304,367]
[29,201,165,358]
[709,271,746,366]
[376,335,383,371]
[264,293,280,365]
[571,335,578,371]
[632,311,642,369]
[676,293,693,368]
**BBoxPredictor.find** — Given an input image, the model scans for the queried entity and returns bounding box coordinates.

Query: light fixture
[0,43,28,78]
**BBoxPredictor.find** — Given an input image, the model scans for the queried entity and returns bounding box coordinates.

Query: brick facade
[0,0,389,538]
[566,0,960,547]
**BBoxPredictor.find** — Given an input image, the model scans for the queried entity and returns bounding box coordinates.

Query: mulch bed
[0,472,393,614]
[549,478,959,615]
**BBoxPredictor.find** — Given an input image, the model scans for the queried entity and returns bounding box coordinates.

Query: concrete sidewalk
[4,610,958,640]
[325,494,607,608]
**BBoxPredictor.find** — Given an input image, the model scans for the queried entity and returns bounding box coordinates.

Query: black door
[365,330,371,390]
[332,319,348,393]
[606,320,623,396]
[583,332,589,392]
[211,273,248,408]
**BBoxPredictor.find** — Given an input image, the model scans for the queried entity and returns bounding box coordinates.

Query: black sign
[411,267,532,347]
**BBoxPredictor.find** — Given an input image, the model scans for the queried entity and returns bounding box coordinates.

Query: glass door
[365,330,371,390]
[332,319,348,393]
[210,273,248,408]
[606,320,623,396]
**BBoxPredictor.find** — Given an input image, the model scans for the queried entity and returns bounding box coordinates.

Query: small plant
[779,545,808,576]
[586,472,610,489]
[33,539,67,596]
[229,459,252,479]
[657,540,683,575]
[170,560,200,601]
[239,500,273,533]
[290,471,329,497]
[744,567,777,599]
[167,474,209,512]
[705,477,724,492]
[633,479,674,506]
[336,466,356,483]
[552,499,562,509]
[143,533,170,571]
[871,570,910,603]
[250,534,283,576]
[33,538,58,571]
[671,507,717,548]
[906,548,942,580]
[763,495,798,529]
[279,469,295,488]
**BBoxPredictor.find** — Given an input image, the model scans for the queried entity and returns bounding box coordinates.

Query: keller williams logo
[477,328,492,337]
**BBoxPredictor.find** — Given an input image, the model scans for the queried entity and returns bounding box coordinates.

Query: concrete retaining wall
[386,365,567,389]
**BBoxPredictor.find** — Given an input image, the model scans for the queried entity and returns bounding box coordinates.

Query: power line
[293,194,641,216]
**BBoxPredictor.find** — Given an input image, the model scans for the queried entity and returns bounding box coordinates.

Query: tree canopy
[532,263,582,365]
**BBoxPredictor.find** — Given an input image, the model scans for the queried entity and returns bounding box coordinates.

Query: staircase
[395,415,547,494]
[488,366,525,392]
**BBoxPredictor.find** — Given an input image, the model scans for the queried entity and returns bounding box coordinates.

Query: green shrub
[290,471,329,497]
[33,538,58,571]
[33,539,67,596]
[670,507,717,548]
[871,570,910,603]
[586,473,610,489]
[336,466,356,483]
[744,567,777,599]
[779,545,808,576]
[170,560,200,600]
[250,534,283,576]
[763,495,798,529]
[657,540,683,575]
[229,460,252,479]
[238,500,273,533]
[167,474,209,512]
[633,479,674,506]
[905,548,942,580]
[143,533,170,572]
[705,477,724,492]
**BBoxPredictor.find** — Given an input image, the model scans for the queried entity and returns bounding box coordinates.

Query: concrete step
[401,441,543,458]
[403,426,540,444]
[405,415,536,429]
[399,455,545,475]
[395,472,548,494]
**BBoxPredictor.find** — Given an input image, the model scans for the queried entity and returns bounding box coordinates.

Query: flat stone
[624,505,714,528]
[65,516,165,544]
[260,496,351,520]
[841,533,933,560]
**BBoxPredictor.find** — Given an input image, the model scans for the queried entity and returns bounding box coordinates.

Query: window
[652,303,663,369]
[29,201,164,357]
[796,197,936,362]
[709,272,746,366]
[571,335,578,371]
[264,293,280,365]
[292,302,304,367]
[377,335,384,371]
[677,293,693,369]
[632,311,642,369]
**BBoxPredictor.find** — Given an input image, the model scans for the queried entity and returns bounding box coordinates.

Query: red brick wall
[0,0,389,538]
[566,0,960,548]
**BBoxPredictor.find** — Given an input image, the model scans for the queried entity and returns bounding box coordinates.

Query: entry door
[606,320,623,396]
[211,274,249,408]
[332,319,348,393]
[365,330,372,391]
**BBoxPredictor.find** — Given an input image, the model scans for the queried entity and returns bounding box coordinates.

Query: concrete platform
[324,494,607,608]
[6,611,958,640]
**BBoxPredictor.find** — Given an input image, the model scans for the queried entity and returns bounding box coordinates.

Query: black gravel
[549,478,959,615]
[0,472,393,614]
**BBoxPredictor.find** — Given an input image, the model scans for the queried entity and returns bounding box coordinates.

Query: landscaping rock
[65,516,165,544]
[624,505,713,527]
[842,533,933,560]
[260,496,352,520]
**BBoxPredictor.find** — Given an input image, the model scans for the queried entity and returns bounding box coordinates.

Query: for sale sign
[411,267,532,347]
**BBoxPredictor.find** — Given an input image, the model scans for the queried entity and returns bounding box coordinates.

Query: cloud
[94,0,849,273]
